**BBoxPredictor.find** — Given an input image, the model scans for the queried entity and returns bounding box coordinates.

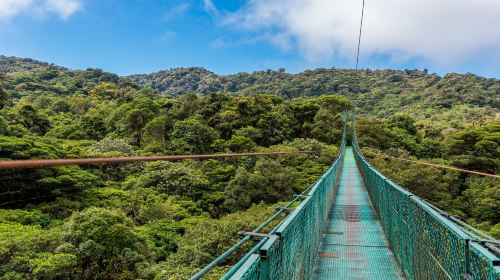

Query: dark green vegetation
[356,115,500,239]
[127,65,498,130]
[0,55,498,279]
[0,56,347,279]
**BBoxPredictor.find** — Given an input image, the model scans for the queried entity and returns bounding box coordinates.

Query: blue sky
[0,0,499,78]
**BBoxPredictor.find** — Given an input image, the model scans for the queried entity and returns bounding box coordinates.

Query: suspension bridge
[0,113,498,279]
[193,115,500,280]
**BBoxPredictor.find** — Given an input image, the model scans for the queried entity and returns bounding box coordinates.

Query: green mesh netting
[221,129,347,280]
[216,115,499,280]
[352,119,499,280]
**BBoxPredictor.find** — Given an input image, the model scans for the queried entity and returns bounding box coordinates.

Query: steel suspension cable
[355,0,366,70]
[0,151,315,170]
[363,149,500,179]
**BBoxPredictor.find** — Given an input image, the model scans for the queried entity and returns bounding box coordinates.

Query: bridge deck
[312,147,405,280]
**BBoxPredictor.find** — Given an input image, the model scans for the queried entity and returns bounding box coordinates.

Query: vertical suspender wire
[355,0,366,70]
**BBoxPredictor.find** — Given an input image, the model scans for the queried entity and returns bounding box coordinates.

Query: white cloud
[224,0,500,66]
[203,0,219,16]
[162,2,191,21]
[0,0,32,18]
[44,0,81,20]
[0,0,82,20]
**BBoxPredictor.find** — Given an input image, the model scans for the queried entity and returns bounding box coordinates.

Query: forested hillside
[2,55,498,131]
[0,56,498,279]
[0,56,348,279]
[0,56,67,74]
[127,66,499,130]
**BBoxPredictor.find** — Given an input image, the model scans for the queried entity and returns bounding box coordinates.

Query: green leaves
[62,207,147,279]
[169,118,219,154]
[128,162,211,201]
[359,117,500,240]
[156,203,279,279]
[29,253,78,279]
[140,220,183,262]
[0,222,65,278]
[0,209,50,227]
[311,109,342,144]
[0,136,102,207]
[17,104,51,135]
[108,98,160,145]
[221,135,257,153]
[0,135,60,159]
[224,158,299,212]
[447,121,500,173]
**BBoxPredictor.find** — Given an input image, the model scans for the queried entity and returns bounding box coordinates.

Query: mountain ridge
[1,55,498,127]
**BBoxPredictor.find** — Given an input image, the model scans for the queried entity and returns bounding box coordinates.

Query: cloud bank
[223,0,500,66]
[0,0,82,20]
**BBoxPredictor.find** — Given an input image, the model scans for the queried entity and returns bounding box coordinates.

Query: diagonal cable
[355,0,366,70]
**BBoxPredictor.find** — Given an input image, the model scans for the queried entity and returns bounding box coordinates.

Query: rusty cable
[0,151,316,170]
[363,149,500,179]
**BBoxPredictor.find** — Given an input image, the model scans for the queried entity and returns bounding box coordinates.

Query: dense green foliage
[0,58,348,279]
[2,55,498,132]
[356,115,499,238]
[127,66,498,131]
[0,56,498,278]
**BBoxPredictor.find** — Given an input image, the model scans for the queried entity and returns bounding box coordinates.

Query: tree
[311,109,343,144]
[0,116,7,134]
[45,124,85,139]
[0,136,101,207]
[51,99,71,113]
[62,207,148,279]
[141,116,172,153]
[256,104,296,146]
[224,158,299,211]
[290,99,321,138]
[141,220,183,262]
[316,95,348,112]
[168,118,219,154]
[127,162,211,200]
[447,122,500,173]
[462,176,500,224]
[388,114,418,135]
[0,74,9,110]
[17,104,51,135]
[87,137,142,180]
[108,98,160,145]
[225,135,257,152]
[80,109,108,140]
[234,126,263,144]
[0,222,77,279]
[200,93,232,127]
[155,203,278,279]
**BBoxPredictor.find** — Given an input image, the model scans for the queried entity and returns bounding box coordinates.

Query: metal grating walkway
[312,147,405,280]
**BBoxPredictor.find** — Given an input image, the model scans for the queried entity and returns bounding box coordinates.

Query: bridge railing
[351,113,500,280]
[195,121,347,280]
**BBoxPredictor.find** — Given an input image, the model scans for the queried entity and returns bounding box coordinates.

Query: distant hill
[127,67,220,96]
[0,56,136,96]
[0,55,66,74]
[1,56,498,127]
[124,64,500,128]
